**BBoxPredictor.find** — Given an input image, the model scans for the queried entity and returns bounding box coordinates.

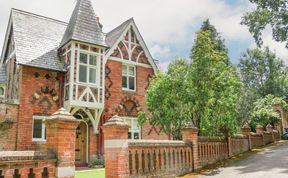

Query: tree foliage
[190,31,240,136]
[251,94,288,127]
[241,0,288,47]
[238,47,288,98]
[139,21,240,138]
[138,59,191,140]
[200,19,228,55]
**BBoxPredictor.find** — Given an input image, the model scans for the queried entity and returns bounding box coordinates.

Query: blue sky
[0,0,287,70]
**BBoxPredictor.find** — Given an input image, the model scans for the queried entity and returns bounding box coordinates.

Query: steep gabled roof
[105,18,133,47]
[105,18,158,71]
[10,9,67,71]
[60,0,107,48]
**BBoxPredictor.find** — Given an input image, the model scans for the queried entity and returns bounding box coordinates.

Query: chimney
[96,16,103,29]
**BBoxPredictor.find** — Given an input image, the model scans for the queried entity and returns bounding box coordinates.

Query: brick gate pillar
[45,108,80,178]
[256,125,264,146]
[103,115,130,178]
[241,125,252,150]
[181,125,199,171]
[266,124,275,142]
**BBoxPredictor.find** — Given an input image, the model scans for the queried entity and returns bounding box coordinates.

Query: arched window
[0,87,4,97]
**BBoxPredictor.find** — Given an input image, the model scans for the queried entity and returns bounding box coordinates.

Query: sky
[0,0,287,71]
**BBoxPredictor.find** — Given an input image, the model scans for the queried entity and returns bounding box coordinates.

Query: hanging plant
[0,118,15,130]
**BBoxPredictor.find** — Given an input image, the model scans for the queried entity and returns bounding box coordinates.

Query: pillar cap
[47,108,76,120]
[256,125,263,129]
[266,124,273,128]
[242,123,251,129]
[103,115,130,127]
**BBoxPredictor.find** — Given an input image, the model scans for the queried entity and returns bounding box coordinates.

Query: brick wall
[104,60,169,140]
[16,66,62,150]
[0,103,18,151]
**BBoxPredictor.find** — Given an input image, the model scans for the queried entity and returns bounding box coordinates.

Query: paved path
[199,141,288,178]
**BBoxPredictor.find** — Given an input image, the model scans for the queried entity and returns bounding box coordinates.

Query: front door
[75,122,87,162]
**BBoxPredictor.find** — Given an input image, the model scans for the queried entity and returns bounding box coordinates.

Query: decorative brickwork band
[181,126,199,171]
[45,108,80,178]
[103,115,130,178]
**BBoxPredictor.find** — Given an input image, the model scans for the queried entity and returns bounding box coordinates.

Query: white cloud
[0,0,255,70]
[249,28,288,63]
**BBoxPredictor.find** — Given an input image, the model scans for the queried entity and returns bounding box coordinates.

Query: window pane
[122,65,127,75]
[89,55,97,66]
[89,68,96,83]
[33,119,42,139]
[79,65,87,82]
[134,133,139,140]
[80,53,88,64]
[129,66,135,76]
[0,87,4,96]
[128,132,132,139]
[133,120,139,130]
[122,76,127,88]
[129,77,135,90]
[126,119,132,126]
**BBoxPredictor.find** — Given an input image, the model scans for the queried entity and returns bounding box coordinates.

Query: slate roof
[60,0,107,48]
[11,9,67,71]
[0,65,7,83]
[105,18,133,47]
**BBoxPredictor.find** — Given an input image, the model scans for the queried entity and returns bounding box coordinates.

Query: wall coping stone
[0,151,55,161]
[128,140,187,147]
[47,108,76,120]
[103,115,130,127]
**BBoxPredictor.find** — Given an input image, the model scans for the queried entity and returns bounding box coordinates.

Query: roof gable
[3,9,67,71]
[60,0,107,47]
[105,19,158,71]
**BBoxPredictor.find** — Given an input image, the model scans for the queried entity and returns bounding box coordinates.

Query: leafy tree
[251,94,288,128]
[200,19,228,55]
[138,59,192,139]
[238,47,288,98]
[189,31,240,136]
[236,87,260,127]
[241,0,288,47]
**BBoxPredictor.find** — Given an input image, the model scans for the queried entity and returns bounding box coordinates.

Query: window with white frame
[78,53,98,84]
[122,65,136,91]
[0,86,5,98]
[124,117,140,140]
[32,116,46,141]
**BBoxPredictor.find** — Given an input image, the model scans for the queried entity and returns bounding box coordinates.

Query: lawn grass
[75,169,105,178]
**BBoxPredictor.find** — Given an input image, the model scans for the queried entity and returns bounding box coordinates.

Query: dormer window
[78,53,98,84]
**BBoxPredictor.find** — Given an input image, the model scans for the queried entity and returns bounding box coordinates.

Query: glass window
[79,65,87,82]
[122,65,136,91]
[0,87,4,97]
[89,68,96,83]
[32,116,46,141]
[78,53,98,84]
[124,118,140,140]
[80,53,88,64]
[89,55,97,66]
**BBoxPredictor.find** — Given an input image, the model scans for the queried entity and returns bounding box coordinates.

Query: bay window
[78,53,98,84]
[122,65,136,91]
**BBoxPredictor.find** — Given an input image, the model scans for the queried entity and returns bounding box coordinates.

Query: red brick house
[0,0,168,165]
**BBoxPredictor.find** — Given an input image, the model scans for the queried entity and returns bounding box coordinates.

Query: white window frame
[77,52,99,86]
[123,117,141,140]
[32,116,46,142]
[122,64,136,92]
[0,85,5,98]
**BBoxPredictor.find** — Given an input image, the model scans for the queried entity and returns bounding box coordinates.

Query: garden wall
[103,116,281,178]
